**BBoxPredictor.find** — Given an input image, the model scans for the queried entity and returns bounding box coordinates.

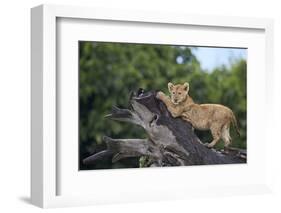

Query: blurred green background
[79,41,247,170]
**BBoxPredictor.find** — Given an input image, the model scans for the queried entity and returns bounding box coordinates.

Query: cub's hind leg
[207,125,222,148]
[221,123,232,148]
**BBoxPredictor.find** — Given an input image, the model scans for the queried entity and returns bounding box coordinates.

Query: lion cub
[156,82,240,148]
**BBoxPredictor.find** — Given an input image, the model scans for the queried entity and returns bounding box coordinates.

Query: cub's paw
[204,143,214,148]
[156,91,165,99]
[204,143,209,147]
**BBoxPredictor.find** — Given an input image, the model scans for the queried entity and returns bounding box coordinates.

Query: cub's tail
[231,112,240,137]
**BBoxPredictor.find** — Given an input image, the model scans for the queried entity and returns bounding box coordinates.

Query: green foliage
[79,42,247,170]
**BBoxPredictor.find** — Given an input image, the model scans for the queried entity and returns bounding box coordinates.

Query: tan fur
[156,82,240,148]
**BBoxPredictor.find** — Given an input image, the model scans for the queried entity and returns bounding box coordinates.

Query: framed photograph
[31,4,274,208]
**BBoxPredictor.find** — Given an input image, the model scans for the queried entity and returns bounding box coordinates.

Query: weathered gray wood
[83,89,246,167]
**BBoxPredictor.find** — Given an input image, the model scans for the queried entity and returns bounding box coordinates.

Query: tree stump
[83,89,246,167]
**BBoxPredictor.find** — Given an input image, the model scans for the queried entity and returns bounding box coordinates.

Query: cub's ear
[183,82,189,91]
[168,82,174,92]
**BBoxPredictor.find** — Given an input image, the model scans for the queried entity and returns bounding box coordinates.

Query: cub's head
[168,82,189,105]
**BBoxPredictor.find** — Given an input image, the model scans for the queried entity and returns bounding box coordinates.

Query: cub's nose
[174,99,178,102]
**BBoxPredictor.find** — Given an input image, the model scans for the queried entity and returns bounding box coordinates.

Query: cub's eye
[178,92,181,95]
[173,92,175,94]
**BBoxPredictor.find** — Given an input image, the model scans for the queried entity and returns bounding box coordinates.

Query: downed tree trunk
[83,89,246,167]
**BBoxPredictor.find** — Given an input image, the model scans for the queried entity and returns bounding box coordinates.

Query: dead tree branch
[83,89,246,167]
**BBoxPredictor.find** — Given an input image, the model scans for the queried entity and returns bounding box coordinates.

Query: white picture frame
[31,4,274,208]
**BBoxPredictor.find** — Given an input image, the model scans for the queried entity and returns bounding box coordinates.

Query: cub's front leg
[156,91,183,118]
